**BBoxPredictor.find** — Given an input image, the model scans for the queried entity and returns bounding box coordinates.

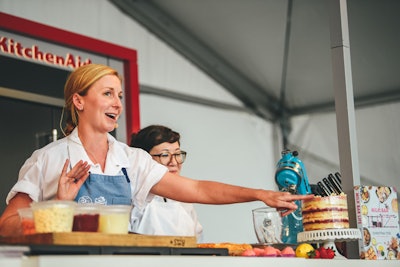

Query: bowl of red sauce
[72,204,101,232]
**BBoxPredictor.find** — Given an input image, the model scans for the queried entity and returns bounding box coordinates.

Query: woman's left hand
[56,159,90,200]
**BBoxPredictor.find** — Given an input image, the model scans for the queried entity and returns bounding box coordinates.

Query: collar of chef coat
[67,127,130,175]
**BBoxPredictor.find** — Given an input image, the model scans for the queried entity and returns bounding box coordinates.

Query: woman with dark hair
[130,125,203,240]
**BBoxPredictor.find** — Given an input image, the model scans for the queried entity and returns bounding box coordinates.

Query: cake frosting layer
[302,195,349,231]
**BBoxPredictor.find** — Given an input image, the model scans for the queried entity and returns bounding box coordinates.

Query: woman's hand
[56,159,90,200]
[260,190,314,216]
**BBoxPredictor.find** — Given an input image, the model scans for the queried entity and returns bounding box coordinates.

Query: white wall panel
[139,94,277,243]
[290,102,400,193]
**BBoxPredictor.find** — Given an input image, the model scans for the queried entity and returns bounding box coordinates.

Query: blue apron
[75,168,132,205]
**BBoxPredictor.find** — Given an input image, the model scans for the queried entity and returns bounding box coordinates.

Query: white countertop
[1,255,399,267]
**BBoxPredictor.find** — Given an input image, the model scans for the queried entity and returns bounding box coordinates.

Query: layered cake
[302,195,349,231]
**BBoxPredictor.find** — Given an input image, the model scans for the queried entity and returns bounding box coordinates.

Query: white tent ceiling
[110,0,400,122]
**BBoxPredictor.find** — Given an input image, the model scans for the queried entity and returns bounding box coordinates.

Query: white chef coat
[6,127,168,213]
[131,196,203,241]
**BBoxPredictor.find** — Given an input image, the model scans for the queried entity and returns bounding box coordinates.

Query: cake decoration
[302,194,349,231]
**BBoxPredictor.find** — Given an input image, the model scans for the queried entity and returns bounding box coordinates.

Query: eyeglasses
[151,151,187,165]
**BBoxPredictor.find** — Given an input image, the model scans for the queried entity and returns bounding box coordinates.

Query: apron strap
[121,167,130,183]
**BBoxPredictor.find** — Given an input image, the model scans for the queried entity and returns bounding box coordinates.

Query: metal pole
[329,0,361,259]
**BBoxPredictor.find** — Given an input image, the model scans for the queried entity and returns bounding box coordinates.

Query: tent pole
[329,0,361,259]
[278,0,294,150]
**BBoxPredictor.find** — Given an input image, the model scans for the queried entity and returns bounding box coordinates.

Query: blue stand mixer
[275,149,311,244]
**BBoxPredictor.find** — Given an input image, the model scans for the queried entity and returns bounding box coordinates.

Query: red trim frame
[0,12,140,139]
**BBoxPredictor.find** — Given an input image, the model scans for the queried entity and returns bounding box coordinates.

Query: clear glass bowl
[252,206,283,244]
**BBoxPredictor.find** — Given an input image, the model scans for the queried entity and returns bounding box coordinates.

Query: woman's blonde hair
[63,64,122,136]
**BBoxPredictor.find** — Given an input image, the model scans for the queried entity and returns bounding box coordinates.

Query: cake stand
[297,228,361,259]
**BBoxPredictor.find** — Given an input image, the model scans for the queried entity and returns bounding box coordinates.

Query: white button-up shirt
[6,127,168,210]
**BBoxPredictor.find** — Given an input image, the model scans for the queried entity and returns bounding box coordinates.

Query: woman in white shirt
[130,125,203,240]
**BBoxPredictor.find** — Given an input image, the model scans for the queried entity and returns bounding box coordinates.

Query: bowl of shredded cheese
[31,200,76,233]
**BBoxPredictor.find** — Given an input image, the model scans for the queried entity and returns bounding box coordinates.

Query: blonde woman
[0,64,313,236]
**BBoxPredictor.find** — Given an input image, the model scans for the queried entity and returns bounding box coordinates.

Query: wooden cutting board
[0,232,197,247]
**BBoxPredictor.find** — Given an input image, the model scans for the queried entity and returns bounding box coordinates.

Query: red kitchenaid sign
[0,35,92,69]
[0,11,141,137]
